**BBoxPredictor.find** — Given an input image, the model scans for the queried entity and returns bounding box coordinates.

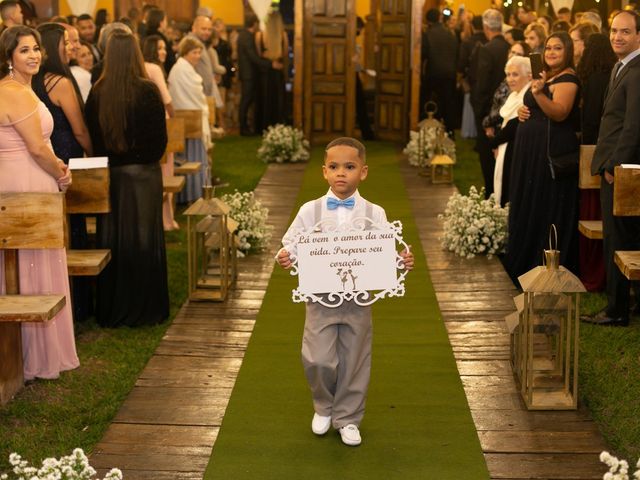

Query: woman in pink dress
[0,26,79,380]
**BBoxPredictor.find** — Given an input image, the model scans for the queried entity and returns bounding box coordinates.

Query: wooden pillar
[0,250,24,406]
[293,0,304,130]
[410,0,425,131]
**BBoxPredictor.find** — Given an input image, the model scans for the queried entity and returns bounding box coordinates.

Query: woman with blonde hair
[167,36,210,204]
[85,31,169,327]
[524,23,546,53]
[255,8,288,130]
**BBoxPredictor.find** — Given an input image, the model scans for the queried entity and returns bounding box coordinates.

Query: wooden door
[375,0,412,141]
[301,0,356,144]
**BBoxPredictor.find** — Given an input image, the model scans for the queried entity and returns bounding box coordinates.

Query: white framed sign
[288,217,410,307]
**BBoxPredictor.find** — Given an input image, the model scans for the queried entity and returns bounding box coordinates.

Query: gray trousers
[302,301,372,429]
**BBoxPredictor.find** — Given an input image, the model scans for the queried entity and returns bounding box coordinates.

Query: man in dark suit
[420,8,458,134]
[586,10,640,326]
[237,13,282,136]
[470,9,510,198]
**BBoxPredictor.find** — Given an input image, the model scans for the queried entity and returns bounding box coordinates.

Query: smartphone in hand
[530,53,544,79]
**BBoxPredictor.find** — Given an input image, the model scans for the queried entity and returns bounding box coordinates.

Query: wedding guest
[470,8,510,198]
[0,25,78,379]
[421,8,458,135]
[537,15,553,35]
[142,34,178,231]
[482,41,530,142]
[556,7,573,24]
[237,13,281,136]
[70,40,93,101]
[93,8,109,43]
[255,7,288,131]
[570,22,599,66]
[143,9,175,73]
[576,33,616,292]
[458,15,486,138]
[211,21,232,130]
[168,36,210,203]
[90,21,132,84]
[504,27,524,45]
[0,1,23,34]
[584,10,640,326]
[76,14,99,60]
[85,31,169,327]
[488,55,531,206]
[551,20,572,33]
[505,32,580,282]
[581,11,603,31]
[524,23,546,54]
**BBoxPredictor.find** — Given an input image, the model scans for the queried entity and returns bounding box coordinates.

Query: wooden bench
[577,145,603,240]
[613,166,640,281]
[65,167,111,277]
[0,192,67,405]
[162,175,186,193]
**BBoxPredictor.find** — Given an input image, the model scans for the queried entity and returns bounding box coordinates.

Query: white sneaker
[339,424,361,446]
[311,413,331,435]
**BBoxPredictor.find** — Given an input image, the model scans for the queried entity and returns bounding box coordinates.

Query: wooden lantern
[505,294,525,382]
[416,101,444,173]
[430,154,454,184]
[183,186,236,301]
[515,232,586,410]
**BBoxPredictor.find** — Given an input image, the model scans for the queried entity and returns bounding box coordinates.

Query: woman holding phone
[504,32,580,283]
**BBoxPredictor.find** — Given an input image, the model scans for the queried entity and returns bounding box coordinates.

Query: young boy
[276,137,414,446]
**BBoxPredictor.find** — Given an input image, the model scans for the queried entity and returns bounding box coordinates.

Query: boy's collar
[326,189,360,201]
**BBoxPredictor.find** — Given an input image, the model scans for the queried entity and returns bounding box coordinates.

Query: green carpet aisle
[204,143,490,479]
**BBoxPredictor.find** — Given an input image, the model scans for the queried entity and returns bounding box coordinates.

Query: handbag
[547,119,579,180]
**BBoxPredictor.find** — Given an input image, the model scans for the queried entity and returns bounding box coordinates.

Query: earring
[8,62,14,80]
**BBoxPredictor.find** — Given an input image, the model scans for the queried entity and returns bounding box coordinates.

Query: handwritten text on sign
[296,228,398,295]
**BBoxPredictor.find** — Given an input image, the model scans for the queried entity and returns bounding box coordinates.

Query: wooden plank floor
[90,163,306,479]
[400,160,609,480]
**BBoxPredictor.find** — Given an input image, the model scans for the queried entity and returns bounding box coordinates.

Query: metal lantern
[183,186,237,301]
[515,227,586,410]
[416,101,444,172]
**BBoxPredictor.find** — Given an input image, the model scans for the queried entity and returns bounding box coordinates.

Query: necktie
[327,197,355,210]
[610,61,623,88]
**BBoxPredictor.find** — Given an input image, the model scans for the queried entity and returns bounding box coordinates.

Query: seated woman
[488,55,531,206]
[0,25,78,380]
[168,36,210,204]
[85,31,169,327]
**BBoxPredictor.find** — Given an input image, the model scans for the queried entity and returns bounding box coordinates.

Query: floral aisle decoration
[403,128,456,168]
[599,451,640,479]
[257,124,310,164]
[221,190,272,253]
[439,186,509,259]
[2,449,122,480]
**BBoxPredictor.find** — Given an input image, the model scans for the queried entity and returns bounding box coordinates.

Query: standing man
[76,14,100,61]
[470,8,509,198]
[237,13,282,136]
[188,16,216,97]
[421,8,458,136]
[0,0,23,34]
[586,10,640,326]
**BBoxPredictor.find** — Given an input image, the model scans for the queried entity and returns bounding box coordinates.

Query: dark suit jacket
[592,54,640,175]
[421,23,458,80]
[237,29,272,82]
[470,34,509,120]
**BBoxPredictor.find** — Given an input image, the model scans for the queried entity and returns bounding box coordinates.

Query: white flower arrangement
[438,186,509,259]
[599,451,640,480]
[257,124,310,164]
[2,449,122,480]
[403,128,456,168]
[222,190,273,253]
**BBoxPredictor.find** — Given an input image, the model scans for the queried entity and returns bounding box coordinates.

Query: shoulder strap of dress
[3,104,39,126]
[45,74,65,93]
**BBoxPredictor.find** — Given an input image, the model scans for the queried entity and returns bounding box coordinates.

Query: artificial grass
[204,142,490,479]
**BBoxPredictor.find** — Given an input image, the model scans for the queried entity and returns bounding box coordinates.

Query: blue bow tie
[327,197,355,210]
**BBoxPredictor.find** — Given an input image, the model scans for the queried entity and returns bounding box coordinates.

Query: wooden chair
[207,97,216,127]
[65,167,112,276]
[577,145,603,240]
[170,110,204,181]
[0,192,67,405]
[613,165,640,280]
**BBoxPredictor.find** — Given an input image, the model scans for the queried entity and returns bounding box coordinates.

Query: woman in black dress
[85,31,169,327]
[505,32,581,283]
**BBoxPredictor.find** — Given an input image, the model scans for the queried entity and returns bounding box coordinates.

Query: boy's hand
[277,249,292,269]
[400,247,414,271]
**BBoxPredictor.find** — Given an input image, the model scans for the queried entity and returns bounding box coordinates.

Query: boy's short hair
[325,137,366,163]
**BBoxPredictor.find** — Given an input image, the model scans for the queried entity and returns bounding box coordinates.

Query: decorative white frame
[288,217,410,307]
